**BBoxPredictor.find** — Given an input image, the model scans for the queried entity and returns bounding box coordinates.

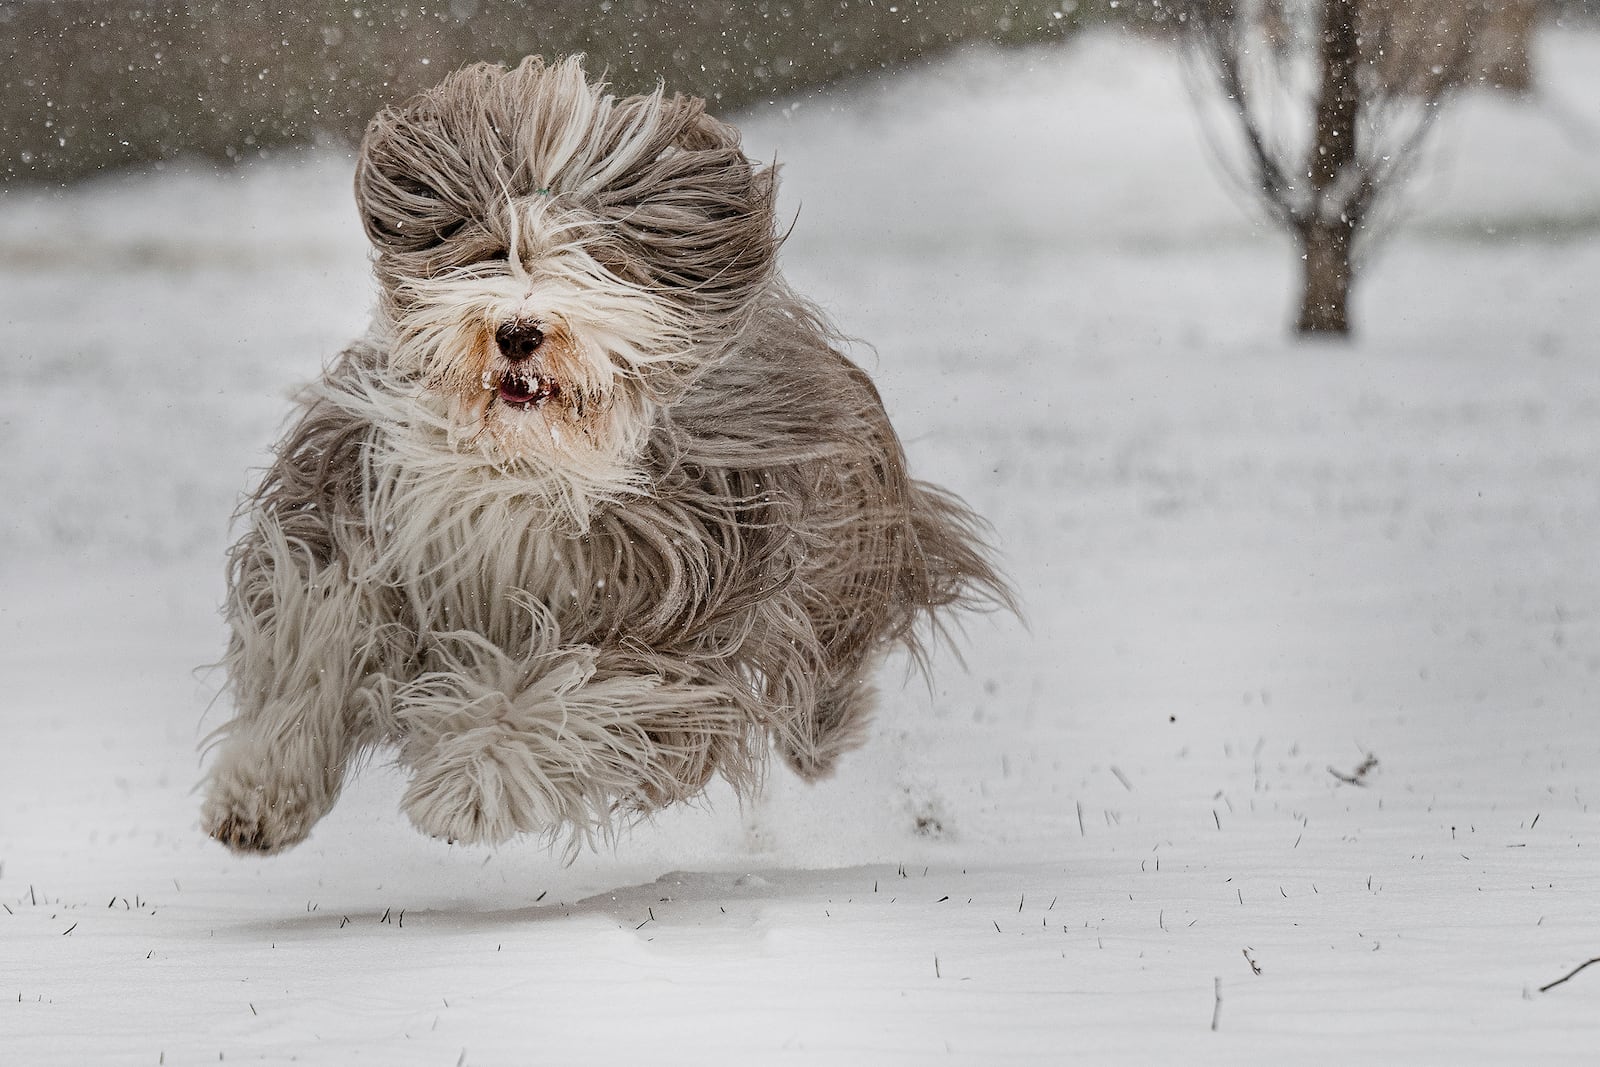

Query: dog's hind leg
[773,470,1013,781]
[201,527,391,854]
[395,638,757,849]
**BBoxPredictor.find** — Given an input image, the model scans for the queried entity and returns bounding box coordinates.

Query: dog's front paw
[401,726,536,846]
[201,755,328,855]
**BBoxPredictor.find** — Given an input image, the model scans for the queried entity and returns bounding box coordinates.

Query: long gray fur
[200,56,1011,855]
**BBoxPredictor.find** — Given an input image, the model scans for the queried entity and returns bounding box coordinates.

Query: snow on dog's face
[353,56,778,482]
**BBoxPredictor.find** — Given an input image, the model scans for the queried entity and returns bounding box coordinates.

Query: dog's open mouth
[497,369,561,408]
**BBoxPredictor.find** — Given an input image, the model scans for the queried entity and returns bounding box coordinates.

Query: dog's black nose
[495,319,545,362]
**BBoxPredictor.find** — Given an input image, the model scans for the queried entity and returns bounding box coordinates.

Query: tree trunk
[1297,0,1361,336]
[1297,219,1353,335]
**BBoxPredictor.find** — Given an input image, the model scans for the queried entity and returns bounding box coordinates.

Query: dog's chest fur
[367,449,611,639]
[360,416,728,658]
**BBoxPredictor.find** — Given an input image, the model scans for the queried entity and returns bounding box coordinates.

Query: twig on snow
[1540,957,1600,994]
[1211,977,1222,1032]
[1329,753,1379,786]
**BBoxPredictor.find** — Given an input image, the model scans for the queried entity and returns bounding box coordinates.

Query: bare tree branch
[1178,0,1498,335]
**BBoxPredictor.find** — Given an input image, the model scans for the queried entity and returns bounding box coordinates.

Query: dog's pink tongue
[500,380,536,404]
[499,372,559,406]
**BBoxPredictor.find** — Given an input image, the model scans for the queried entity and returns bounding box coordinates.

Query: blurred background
[5,0,1594,188]
[6,0,1087,185]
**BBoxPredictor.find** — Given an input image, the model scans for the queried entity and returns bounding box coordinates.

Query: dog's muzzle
[494,318,561,407]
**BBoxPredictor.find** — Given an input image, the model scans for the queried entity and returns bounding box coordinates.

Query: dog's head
[353,57,778,498]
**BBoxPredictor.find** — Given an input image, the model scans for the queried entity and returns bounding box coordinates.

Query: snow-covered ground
[4,27,1600,1064]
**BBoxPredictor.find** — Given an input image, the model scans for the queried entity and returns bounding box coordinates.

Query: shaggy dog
[200,57,1008,855]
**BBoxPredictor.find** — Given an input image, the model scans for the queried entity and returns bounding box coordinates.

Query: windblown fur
[201,56,1010,855]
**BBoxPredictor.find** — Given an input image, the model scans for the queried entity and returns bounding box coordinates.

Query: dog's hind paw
[775,683,876,782]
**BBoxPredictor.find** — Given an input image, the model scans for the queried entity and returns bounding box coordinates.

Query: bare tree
[1184,0,1498,335]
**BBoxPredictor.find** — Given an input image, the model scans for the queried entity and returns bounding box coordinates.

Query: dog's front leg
[394,638,756,849]
[201,527,390,854]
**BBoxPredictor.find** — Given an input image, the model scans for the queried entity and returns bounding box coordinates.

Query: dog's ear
[354,63,516,256]
[590,93,780,342]
[356,115,461,255]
